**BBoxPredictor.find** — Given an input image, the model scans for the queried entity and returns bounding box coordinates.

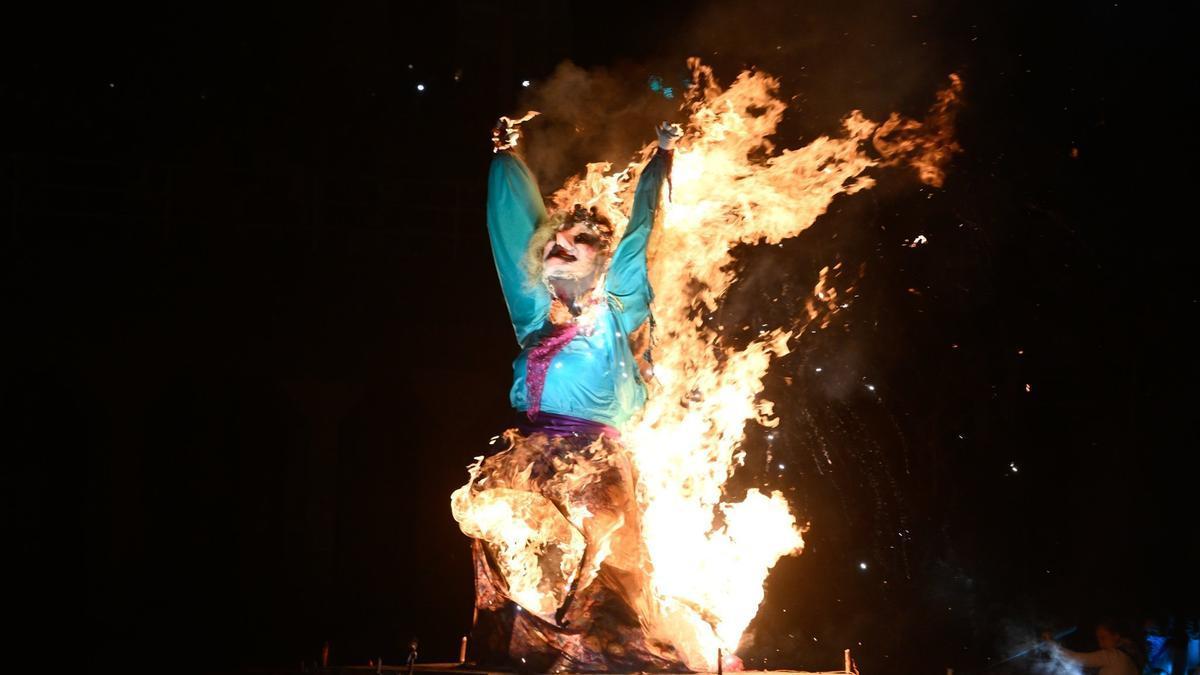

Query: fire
[452,451,586,622]
[457,59,962,670]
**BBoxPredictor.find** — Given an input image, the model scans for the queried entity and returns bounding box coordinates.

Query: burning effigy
[452,59,962,672]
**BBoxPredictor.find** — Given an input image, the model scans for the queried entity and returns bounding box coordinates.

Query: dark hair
[563,203,615,242]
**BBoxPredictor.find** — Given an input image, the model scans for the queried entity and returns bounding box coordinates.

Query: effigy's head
[529,204,615,283]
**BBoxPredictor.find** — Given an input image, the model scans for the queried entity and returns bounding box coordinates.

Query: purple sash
[517,411,620,440]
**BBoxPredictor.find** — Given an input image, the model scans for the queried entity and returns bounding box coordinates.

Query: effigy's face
[543,222,604,281]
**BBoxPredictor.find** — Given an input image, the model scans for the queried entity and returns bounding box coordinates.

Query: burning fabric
[453,60,963,672]
[454,431,688,671]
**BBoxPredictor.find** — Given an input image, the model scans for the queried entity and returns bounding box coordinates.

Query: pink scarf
[524,323,580,419]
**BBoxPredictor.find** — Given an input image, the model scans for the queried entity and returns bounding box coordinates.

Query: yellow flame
[451,455,586,622]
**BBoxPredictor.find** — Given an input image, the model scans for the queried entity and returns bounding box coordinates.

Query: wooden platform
[324,664,851,675]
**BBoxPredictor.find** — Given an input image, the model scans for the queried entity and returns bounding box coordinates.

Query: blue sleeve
[606,148,670,331]
[487,152,551,347]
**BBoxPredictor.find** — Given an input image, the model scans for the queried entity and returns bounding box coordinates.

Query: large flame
[462,60,962,670]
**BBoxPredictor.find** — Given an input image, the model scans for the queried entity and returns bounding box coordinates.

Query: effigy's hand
[492,111,541,153]
[656,121,683,150]
[492,119,519,153]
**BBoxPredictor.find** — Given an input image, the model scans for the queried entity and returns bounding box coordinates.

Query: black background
[4,1,1194,673]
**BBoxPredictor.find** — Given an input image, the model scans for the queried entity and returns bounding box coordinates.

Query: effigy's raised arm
[606,122,681,331]
[487,117,550,347]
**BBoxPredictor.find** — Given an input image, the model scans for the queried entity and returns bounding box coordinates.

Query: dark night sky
[3,1,1194,674]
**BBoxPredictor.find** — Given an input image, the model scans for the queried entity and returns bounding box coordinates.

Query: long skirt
[451,429,688,672]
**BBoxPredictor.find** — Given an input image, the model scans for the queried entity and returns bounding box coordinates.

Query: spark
[416,84,425,92]
[859,562,868,570]
[521,80,531,87]
[1009,462,1019,473]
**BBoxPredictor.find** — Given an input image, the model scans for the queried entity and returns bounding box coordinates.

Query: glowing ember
[456,59,962,671]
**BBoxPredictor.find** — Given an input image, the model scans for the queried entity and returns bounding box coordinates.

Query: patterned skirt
[452,428,688,673]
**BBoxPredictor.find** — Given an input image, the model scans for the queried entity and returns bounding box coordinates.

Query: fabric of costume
[459,427,686,672]
[453,148,680,671]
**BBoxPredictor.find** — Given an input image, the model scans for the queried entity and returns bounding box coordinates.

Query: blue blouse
[486,149,669,427]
